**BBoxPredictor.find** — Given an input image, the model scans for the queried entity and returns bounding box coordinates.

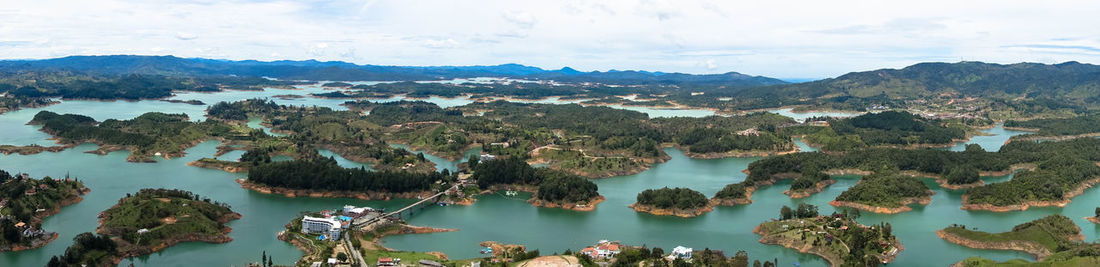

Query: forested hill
[738,61,1100,103]
[0,55,787,86]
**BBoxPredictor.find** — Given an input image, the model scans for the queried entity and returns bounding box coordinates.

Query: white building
[671,246,693,259]
[343,205,374,216]
[301,216,342,240]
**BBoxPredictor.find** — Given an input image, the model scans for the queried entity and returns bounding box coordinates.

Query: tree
[1,219,19,243]
[945,165,980,185]
[467,155,480,169]
[1095,207,1100,218]
[651,247,664,258]
[732,250,750,267]
[337,252,348,262]
[780,205,793,220]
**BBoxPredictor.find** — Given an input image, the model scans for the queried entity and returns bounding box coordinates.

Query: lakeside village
[282,204,702,267]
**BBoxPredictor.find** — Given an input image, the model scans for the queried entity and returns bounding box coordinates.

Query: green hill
[96,188,240,258]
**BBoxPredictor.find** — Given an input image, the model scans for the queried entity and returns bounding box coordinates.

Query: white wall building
[301,216,342,240]
[671,246,693,259]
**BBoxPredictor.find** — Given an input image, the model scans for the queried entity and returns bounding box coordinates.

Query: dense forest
[46,232,119,267]
[534,169,600,203]
[470,157,600,203]
[471,157,541,188]
[1005,113,1100,136]
[247,156,446,193]
[834,172,933,208]
[635,187,709,210]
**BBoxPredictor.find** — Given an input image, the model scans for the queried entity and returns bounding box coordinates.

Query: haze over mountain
[0,55,788,87]
[745,61,1100,103]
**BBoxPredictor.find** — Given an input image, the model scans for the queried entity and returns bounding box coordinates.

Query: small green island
[941,215,1100,266]
[630,187,713,217]
[95,189,241,258]
[830,171,934,214]
[0,170,89,252]
[471,157,604,211]
[755,204,901,267]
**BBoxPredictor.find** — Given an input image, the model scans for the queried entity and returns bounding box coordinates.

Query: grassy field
[942,215,1080,252]
[99,189,237,246]
[958,255,1100,267]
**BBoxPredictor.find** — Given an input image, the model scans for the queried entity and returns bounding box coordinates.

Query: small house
[377,257,400,266]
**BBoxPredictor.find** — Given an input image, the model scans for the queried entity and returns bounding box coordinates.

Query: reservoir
[1,86,1095,267]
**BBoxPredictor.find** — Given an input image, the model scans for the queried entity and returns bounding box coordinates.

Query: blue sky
[2,0,1099,78]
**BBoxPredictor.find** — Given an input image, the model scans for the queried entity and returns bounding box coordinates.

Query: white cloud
[2,0,1100,78]
[175,32,198,40]
[501,11,537,29]
[423,38,458,49]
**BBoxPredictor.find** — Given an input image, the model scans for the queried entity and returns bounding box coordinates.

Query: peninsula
[941,215,1100,266]
[755,205,902,267]
[0,171,89,252]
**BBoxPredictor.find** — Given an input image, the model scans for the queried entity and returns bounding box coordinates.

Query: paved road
[344,235,368,267]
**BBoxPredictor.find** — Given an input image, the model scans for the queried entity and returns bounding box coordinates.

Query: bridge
[351,183,463,228]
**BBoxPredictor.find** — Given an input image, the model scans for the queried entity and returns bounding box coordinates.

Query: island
[95,189,241,258]
[941,215,1100,266]
[160,99,205,105]
[471,157,604,211]
[0,170,89,252]
[830,171,934,214]
[629,187,713,217]
[755,204,902,267]
[29,111,239,162]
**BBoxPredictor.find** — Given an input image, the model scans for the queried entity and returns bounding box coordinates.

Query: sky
[2,0,1099,79]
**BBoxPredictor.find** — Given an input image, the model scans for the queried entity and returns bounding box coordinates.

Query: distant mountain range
[737,61,1100,103]
[0,55,788,87]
